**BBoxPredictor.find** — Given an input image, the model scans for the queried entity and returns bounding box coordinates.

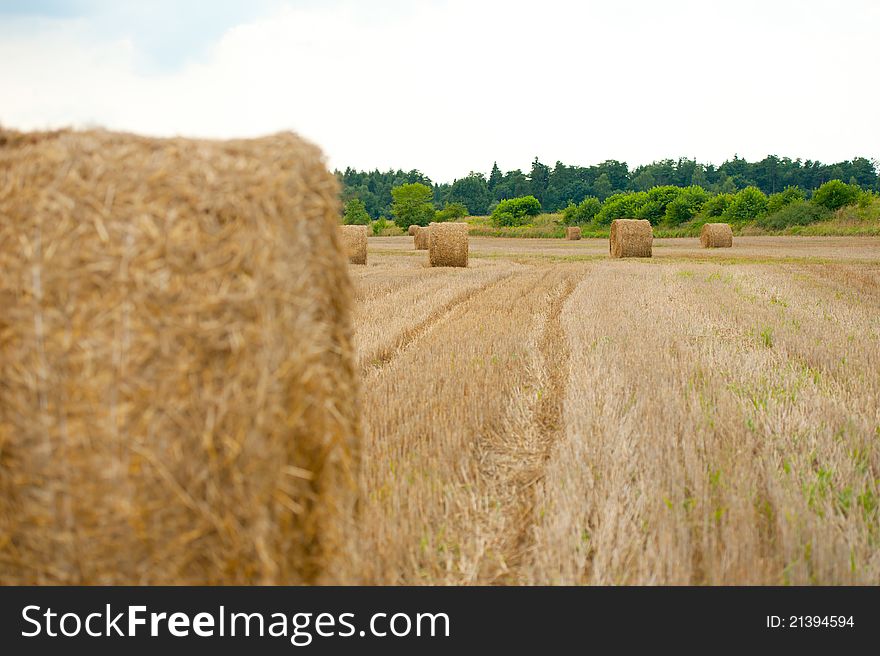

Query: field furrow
[343,237,880,585]
[490,270,579,583]
[528,260,880,584]
[351,260,519,369]
[350,264,590,584]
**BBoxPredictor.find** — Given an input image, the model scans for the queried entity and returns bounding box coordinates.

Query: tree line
[337,154,879,219]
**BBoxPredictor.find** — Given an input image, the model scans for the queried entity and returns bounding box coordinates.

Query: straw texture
[414,225,430,250]
[700,223,733,248]
[609,219,653,258]
[0,129,361,585]
[566,226,582,240]
[408,225,418,236]
[429,222,468,267]
[340,224,368,264]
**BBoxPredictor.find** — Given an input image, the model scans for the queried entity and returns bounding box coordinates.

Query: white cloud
[1,0,878,180]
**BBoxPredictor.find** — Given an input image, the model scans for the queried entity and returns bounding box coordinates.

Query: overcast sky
[0,0,877,181]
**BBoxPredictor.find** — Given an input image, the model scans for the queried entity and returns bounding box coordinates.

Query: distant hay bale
[609,219,653,258]
[429,222,468,267]
[0,129,360,585]
[414,225,430,250]
[340,224,368,264]
[408,224,418,236]
[700,222,733,248]
[566,226,582,240]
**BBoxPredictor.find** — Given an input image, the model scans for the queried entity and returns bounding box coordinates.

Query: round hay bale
[429,222,468,267]
[700,222,733,248]
[407,224,418,236]
[340,224,368,264]
[566,226,582,240]
[0,129,360,585]
[609,219,653,258]
[414,225,430,250]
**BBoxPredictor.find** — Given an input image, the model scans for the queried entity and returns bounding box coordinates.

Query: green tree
[342,198,371,225]
[591,173,613,200]
[488,161,502,191]
[435,202,469,221]
[593,160,629,191]
[493,169,530,200]
[561,196,601,225]
[448,173,492,215]
[529,157,551,205]
[703,193,734,217]
[664,186,709,225]
[595,191,649,225]
[491,195,542,227]
[391,182,436,227]
[812,179,861,211]
[766,186,805,214]
[631,170,656,192]
[636,186,682,224]
[723,186,768,221]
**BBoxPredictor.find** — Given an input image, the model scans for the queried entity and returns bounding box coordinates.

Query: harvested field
[342,235,880,584]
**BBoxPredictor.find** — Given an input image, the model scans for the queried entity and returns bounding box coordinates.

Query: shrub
[812,179,861,211]
[342,198,371,225]
[435,202,469,222]
[561,196,601,225]
[491,195,542,227]
[636,186,682,224]
[723,186,768,221]
[766,186,805,215]
[756,200,830,230]
[664,186,709,225]
[703,193,734,217]
[595,191,648,225]
[372,216,389,235]
[392,183,436,227]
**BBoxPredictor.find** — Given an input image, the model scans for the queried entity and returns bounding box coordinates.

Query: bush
[342,198,371,225]
[435,202,469,222]
[371,216,388,235]
[636,186,682,224]
[812,179,861,211]
[664,186,709,225]
[491,195,542,227]
[561,196,601,225]
[766,186,805,214]
[595,191,648,225]
[704,193,733,217]
[392,182,436,227]
[723,186,768,221]
[757,201,830,230]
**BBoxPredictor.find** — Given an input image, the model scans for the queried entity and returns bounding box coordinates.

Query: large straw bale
[407,224,418,236]
[414,225,430,250]
[340,224,368,264]
[429,222,468,267]
[609,219,653,258]
[566,226,582,240]
[0,129,360,585]
[700,222,733,248]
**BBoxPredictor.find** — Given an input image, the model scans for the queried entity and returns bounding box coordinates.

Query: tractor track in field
[361,269,521,377]
[478,267,581,584]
